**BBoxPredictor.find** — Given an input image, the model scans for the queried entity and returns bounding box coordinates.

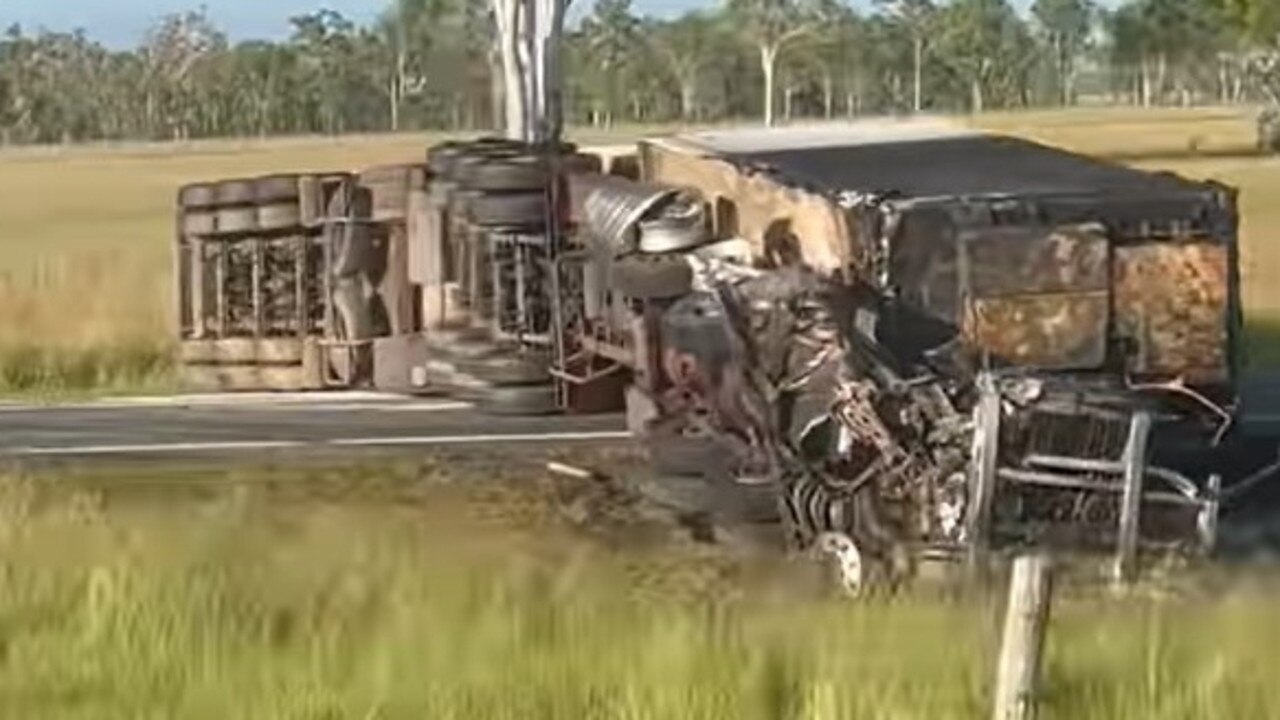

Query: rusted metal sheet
[960,224,1111,370]
[639,138,862,275]
[965,292,1110,368]
[965,224,1110,296]
[1113,240,1230,382]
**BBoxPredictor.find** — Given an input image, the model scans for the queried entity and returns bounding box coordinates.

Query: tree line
[0,0,1276,144]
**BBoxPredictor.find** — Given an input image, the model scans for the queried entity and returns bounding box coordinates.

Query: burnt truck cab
[593,121,1256,577]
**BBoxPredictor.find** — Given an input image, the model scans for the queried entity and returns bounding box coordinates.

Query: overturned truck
[175,121,1268,581]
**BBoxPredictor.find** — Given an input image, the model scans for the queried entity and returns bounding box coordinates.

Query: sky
[4,0,1121,49]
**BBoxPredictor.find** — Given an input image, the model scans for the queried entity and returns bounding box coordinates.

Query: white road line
[328,431,632,446]
[0,397,471,413]
[6,430,632,456]
[247,401,474,413]
[9,440,309,456]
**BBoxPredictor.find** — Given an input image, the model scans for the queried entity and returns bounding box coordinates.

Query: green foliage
[3,468,1280,718]
[934,0,1038,112]
[0,0,1278,137]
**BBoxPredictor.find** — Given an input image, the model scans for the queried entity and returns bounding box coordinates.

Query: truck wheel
[330,224,370,278]
[457,353,551,386]
[469,192,547,228]
[476,385,560,416]
[460,156,549,192]
[182,211,216,236]
[254,175,301,203]
[257,202,301,231]
[333,278,374,340]
[327,189,373,277]
[562,153,604,175]
[179,183,216,209]
[637,201,707,253]
[216,207,257,234]
[613,256,693,300]
[215,180,255,206]
[427,141,466,178]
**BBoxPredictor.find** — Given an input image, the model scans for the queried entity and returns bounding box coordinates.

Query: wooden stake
[1114,411,1152,587]
[993,554,1054,720]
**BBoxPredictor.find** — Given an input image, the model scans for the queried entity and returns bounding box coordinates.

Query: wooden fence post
[1114,411,1153,587]
[993,554,1055,720]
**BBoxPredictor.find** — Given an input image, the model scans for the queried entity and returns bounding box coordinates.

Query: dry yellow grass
[0,135,433,393]
[0,109,1276,393]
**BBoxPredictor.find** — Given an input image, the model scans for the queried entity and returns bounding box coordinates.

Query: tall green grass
[1,467,1279,719]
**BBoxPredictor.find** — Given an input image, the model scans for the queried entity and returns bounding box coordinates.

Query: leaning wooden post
[993,554,1055,720]
[1114,411,1153,587]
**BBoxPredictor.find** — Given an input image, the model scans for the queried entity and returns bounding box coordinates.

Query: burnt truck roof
[661,120,1205,199]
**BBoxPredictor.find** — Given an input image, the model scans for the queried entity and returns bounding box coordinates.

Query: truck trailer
[174,119,1272,585]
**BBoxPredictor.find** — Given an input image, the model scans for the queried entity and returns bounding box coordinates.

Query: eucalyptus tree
[874,0,934,112]
[580,0,642,126]
[379,0,448,131]
[933,0,1036,112]
[1031,0,1094,105]
[649,11,721,120]
[726,0,822,125]
[141,10,226,139]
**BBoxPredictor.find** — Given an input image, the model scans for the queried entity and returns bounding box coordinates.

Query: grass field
[1,462,1278,720]
[4,110,1280,718]
[0,107,1276,394]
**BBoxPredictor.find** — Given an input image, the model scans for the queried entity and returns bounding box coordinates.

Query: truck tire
[427,141,467,178]
[182,211,216,236]
[460,156,549,192]
[179,183,216,209]
[331,224,371,278]
[562,153,603,175]
[332,278,374,340]
[613,256,693,300]
[449,189,479,217]
[445,339,506,361]
[456,353,551,386]
[216,206,257,234]
[255,175,301,203]
[215,180,255,206]
[638,200,708,253]
[468,192,547,228]
[327,187,373,277]
[476,385,560,416]
[257,202,301,231]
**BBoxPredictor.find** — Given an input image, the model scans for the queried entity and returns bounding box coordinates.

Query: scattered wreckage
[174,120,1275,584]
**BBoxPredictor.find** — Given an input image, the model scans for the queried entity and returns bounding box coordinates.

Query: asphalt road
[5,373,1280,468]
[0,391,629,465]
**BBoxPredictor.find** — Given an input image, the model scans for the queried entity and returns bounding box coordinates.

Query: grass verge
[0,464,1278,719]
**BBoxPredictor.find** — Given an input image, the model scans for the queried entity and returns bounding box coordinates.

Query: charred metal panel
[638,139,863,275]
[966,292,1110,369]
[964,224,1110,296]
[713,134,1202,199]
[1114,240,1231,384]
[888,208,960,324]
[958,223,1111,370]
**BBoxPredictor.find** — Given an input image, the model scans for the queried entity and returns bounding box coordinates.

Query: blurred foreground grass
[1,463,1279,719]
[0,108,1277,394]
